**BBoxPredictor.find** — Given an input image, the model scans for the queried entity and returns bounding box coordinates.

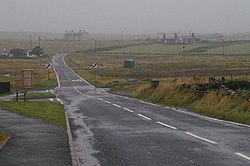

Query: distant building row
[64,30,92,41]
[141,33,200,44]
[160,33,200,44]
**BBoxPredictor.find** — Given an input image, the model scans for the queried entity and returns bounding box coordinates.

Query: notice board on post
[20,69,34,89]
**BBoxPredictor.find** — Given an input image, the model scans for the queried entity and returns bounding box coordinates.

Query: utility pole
[38,36,41,48]
[94,40,97,53]
[223,40,225,55]
[121,31,124,47]
[29,35,32,50]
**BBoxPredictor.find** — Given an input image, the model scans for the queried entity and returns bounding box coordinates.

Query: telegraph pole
[38,36,41,48]
[223,40,225,55]
[29,35,32,50]
[94,40,97,53]
[121,31,124,47]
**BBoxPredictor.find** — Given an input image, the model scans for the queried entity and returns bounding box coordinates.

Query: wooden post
[16,90,19,101]
[24,91,27,102]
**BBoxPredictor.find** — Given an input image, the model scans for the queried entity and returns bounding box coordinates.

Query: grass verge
[0,130,11,149]
[134,80,250,125]
[19,92,56,99]
[0,101,66,128]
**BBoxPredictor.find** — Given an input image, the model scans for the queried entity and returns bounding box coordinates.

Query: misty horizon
[0,0,250,34]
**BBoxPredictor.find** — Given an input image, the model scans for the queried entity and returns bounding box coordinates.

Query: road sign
[46,64,51,69]
[92,63,98,68]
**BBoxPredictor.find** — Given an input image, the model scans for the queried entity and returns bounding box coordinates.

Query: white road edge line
[137,114,152,121]
[112,104,121,108]
[123,108,134,113]
[185,132,217,144]
[235,153,250,161]
[156,121,177,130]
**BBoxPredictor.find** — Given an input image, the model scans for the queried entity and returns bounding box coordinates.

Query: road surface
[53,53,250,166]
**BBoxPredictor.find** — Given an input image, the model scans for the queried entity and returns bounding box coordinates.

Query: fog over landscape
[0,0,250,34]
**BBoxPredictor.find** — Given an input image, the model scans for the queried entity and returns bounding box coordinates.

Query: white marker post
[92,63,98,79]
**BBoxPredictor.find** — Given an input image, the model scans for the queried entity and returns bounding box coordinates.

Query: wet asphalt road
[53,53,250,166]
[0,109,71,166]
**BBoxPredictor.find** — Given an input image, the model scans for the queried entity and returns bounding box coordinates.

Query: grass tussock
[0,130,11,149]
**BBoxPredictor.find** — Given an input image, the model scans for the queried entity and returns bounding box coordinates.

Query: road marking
[112,104,121,108]
[137,114,152,120]
[46,90,49,93]
[123,108,134,113]
[148,103,159,107]
[139,100,148,104]
[185,132,217,144]
[49,98,54,102]
[72,80,82,82]
[56,98,63,104]
[204,116,250,128]
[74,87,83,95]
[97,98,104,101]
[235,153,250,161]
[156,121,177,130]
[104,100,111,104]
[62,56,94,87]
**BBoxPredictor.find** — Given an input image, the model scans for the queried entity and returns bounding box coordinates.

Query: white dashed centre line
[97,98,104,101]
[137,114,152,121]
[112,104,121,108]
[104,101,111,104]
[49,98,54,102]
[156,121,177,130]
[185,132,217,144]
[235,153,250,161]
[123,108,134,113]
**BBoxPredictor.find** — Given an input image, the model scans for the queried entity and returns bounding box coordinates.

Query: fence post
[16,90,19,101]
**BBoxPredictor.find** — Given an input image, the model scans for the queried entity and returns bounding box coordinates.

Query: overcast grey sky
[0,0,250,34]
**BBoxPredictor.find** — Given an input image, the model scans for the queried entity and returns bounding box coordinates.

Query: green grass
[104,42,250,55]
[105,44,206,54]
[19,92,56,99]
[205,43,250,54]
[0,101,66,128]
[33,80,57,89]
